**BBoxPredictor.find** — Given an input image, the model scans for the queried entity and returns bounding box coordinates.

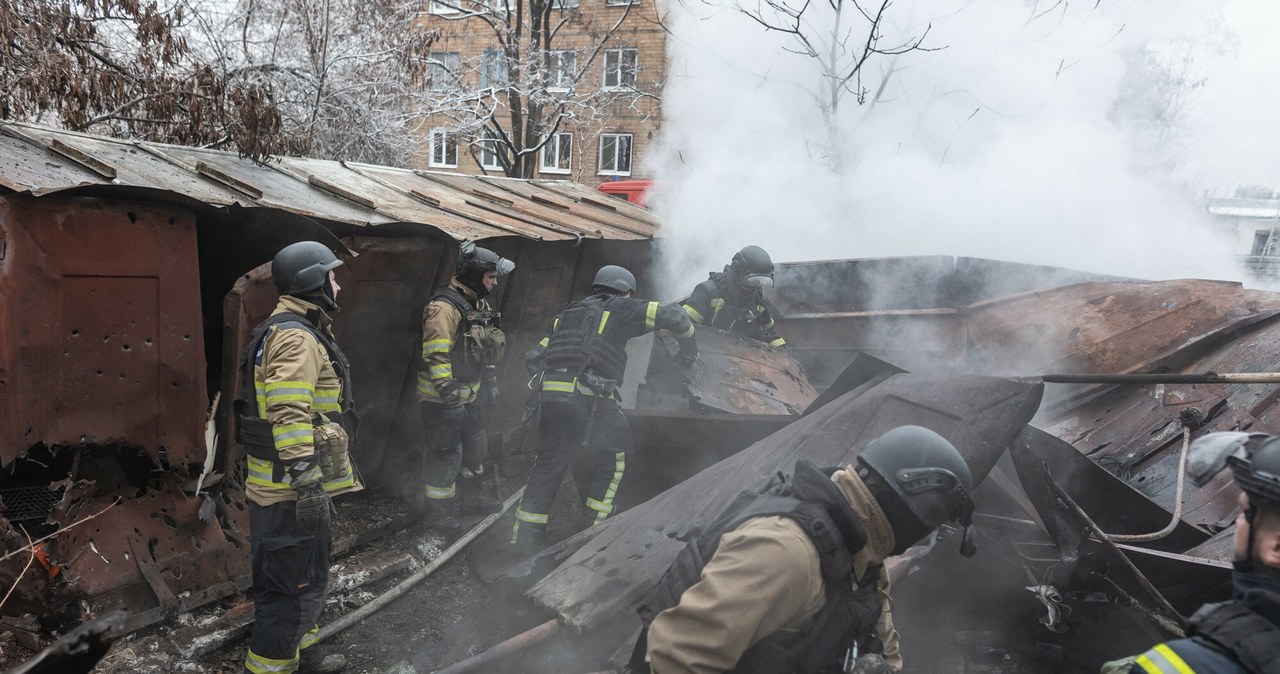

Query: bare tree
[736,0,935,170]
[421,0,660,178]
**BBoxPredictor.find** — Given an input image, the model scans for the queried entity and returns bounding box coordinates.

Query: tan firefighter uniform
[417,278,489,407]
[646,467,902,674]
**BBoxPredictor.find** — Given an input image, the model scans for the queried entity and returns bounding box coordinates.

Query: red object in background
[597,180,653,207]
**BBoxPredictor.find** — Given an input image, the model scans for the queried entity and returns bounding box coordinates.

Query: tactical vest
[429,287,506,381]
[541,294,629,383]
[702,273,766,335]
[1187,590,1280,673]
[635,460,883,674]
[235,312,357,466]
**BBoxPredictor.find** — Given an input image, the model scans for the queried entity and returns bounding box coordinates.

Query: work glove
[288,458,331,532]
[674,348,700,369]
[436,377,464,408]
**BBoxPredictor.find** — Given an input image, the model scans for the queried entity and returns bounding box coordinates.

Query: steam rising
[650,0,1278,296]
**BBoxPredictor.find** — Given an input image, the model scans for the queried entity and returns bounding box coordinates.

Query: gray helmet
[457,241,515,277]
[730,245,774,290]
[592,265,637,294]
[1189,432,1280,510]
[272,241,343,295]
[859,425,976,556]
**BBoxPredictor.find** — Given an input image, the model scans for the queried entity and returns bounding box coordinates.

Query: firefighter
[1103,432,1280,674]
[236,241,361,674]
[681,245,786,348]
[512,265,698,552]
[632,425,979,674]
[418,241,513,532]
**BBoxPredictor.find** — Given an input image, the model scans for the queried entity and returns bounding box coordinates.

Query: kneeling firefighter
[512,265,698,552]
[235,241,362,674]
[417,241,513,532]
[632,425,978,674]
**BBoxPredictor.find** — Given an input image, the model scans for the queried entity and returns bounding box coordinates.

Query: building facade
[416,0,666,184]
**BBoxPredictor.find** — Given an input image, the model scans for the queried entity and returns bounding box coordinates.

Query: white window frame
[477,132,503,171]
[597,133,633,176]
[481,49,509,90]
[602,48,637,90]
[429,52,461,92]
[546,50,576,92]
[426,0,462,13]
[430,129,459,168]
[540,132,572,175]
[551,0,579,8]
[604,0,634,6]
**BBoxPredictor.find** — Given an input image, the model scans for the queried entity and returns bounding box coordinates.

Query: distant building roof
[0,122,656,242]
[1207,197,1280,220]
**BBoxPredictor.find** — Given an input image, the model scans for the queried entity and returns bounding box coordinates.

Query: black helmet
[592,265,637,294]
[729,245,774,290]
[272,241,343,296]
[858,425,976,556]
[455,241,514,297]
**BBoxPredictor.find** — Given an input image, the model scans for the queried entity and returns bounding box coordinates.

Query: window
[605,0,634,6]
[547,50,576,91]
[428,52,460,91]
[481,50,509,89]
[477,131,503,171]
[598,133,632,176]
[540,133,572,174]
[426,0,461,13]
[551,0,579,8]
[430,129,459,168]
[602,49,637,90]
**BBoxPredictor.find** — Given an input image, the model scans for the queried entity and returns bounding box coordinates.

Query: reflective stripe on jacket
[682,274,786,347]
[418,278,487,405]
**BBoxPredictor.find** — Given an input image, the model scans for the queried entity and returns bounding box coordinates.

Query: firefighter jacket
[244,296,362,507]
[525,293,696,399]
[681,272,785,348]
[1115,571,1280,674]
[645,466,902,674]
[418,278,495,406]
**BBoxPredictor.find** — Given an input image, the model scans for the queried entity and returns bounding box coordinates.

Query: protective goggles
[741,273,774,290]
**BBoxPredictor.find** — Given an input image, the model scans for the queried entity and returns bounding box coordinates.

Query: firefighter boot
[425,497,462,533]
[511,522,547,557]
[299,646,347,673]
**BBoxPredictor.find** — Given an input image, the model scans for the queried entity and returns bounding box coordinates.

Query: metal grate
[0,487,62,522]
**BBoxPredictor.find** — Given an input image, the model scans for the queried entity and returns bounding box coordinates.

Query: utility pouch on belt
[581,372,619,399]
[234,398,277,460]
[314,422,351,482]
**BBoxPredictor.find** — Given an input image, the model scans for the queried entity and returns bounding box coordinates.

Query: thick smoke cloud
[649,0,1273,297]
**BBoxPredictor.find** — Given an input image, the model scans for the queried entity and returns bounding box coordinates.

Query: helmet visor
[495,257,515,276]
[1187,432,1264,487]
[742,273,774,290]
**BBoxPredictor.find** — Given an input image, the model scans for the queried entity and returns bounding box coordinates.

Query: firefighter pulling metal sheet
[512,265,699,552]
[681,245,786,348]
[235,241,361,674]
[630,425,978,674]
[417,241,513,532]
[1105,432,1280,674]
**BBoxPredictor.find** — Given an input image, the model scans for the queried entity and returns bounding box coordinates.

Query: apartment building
[417,0,666,183]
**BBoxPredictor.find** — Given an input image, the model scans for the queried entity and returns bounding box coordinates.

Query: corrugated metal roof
[1207,197,1280,220]
[0,122,657,241]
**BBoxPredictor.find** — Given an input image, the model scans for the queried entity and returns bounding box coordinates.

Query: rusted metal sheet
[0,195,206,468]
[480,177,655,238]
[527,373,1043,628]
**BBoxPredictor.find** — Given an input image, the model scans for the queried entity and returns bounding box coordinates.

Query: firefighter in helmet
[237,241,361,674]
[1104,432,1280,674]
[681,245,786,348]
[633,425,978,674]
[513,265,698,552]
[418,241,513,532]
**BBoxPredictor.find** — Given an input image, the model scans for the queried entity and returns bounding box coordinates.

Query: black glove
[288,459,331,532]
[436,377,463,408]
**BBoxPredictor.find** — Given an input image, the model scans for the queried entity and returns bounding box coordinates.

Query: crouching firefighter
[235,241,363,674]
[417,241,513,532]
[681,245,786,348]
[630,425,978,674]
[1103,431,1280,674]
[512,265,698,553]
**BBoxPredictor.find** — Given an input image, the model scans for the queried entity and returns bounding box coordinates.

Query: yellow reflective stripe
[272,423,314,449]
[593,452,626,525]
[710,298,725,323]
[679,322,696,339]
[425,483,456,499]
[246,457,290,488]
[300,626,320,649]
[683,304,704,323]
[323,466,356,492]
[552,317,560,331]
[586,497,611,514]
[515,508,548,524]
[1153,645,1195,674]
[598,310,612,334]
[538,336,549,347]
[542,380,577,394]
[429,363,453,378]
[265,380,316,393]
[1135,656,1164,674]
[417,376,479,398]
[645,302,658,331]
[770,337,786,347]
[245,648,297,673]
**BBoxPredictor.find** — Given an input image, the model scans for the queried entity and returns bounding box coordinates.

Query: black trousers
[245,500,331,672]
[420,400,487,501]
[512,395,631,542]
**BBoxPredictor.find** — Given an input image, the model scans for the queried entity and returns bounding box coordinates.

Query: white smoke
[649,0,1274,296]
